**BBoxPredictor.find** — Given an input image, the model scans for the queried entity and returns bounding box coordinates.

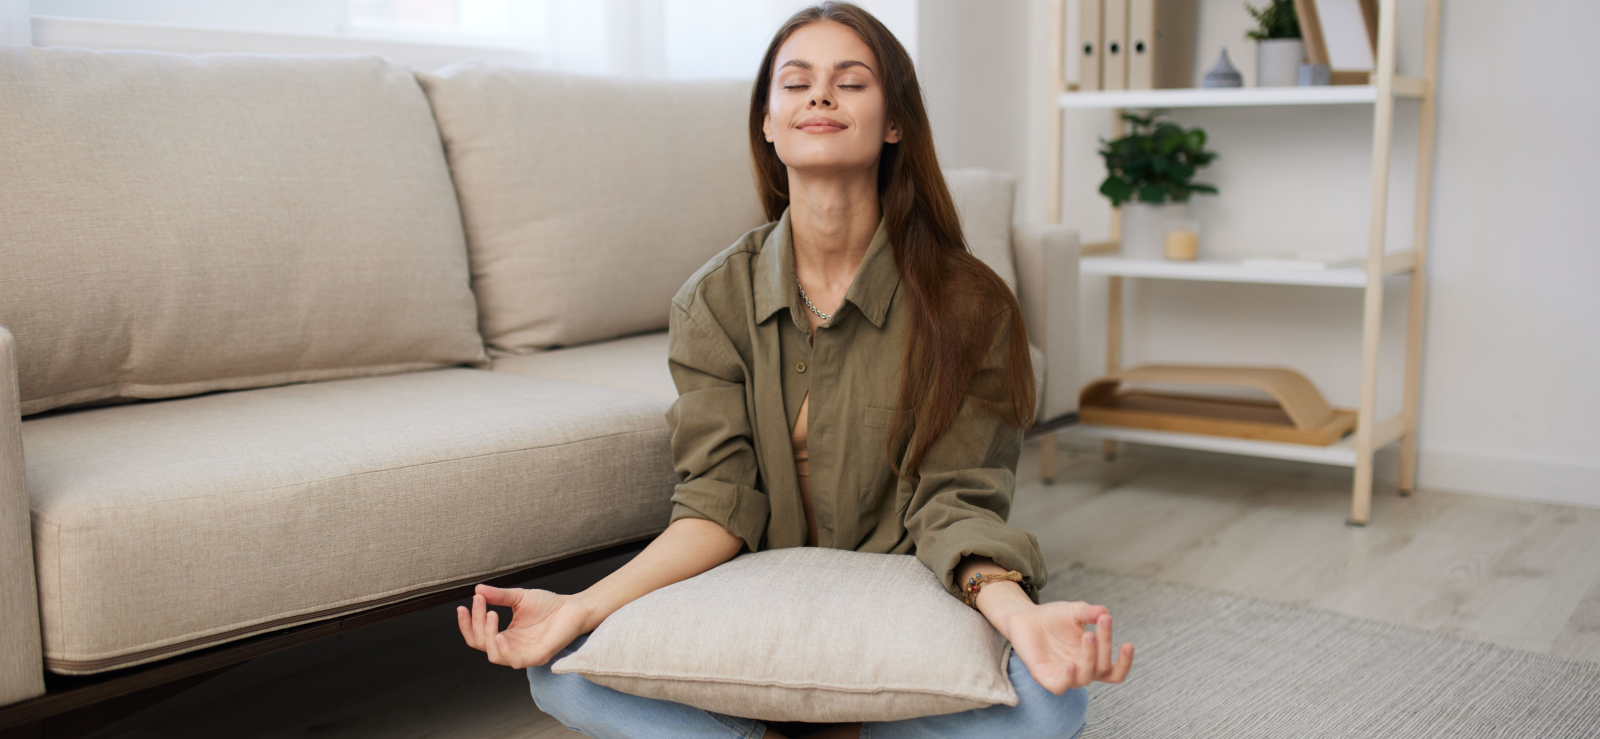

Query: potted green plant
[1246,0,1305,86]
[1098,111,1219,260]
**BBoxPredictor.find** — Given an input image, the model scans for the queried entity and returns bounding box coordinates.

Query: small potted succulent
[1246,0,1305,87]
[1098,111,1219,260]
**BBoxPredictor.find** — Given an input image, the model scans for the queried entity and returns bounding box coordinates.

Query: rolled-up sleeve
[663,299,770,553]
[902,309,1048,604]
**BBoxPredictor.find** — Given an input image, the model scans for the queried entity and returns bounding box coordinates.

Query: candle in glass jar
[1164,217,1200,260]
[1165,229,1199,260]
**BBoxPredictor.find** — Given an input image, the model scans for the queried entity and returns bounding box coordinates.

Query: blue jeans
[527,632,1089,739]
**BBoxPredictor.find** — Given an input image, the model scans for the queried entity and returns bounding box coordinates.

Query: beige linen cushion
[944,168,1019,294]
[0,47,488,416]
[416,63,767,354]
[551,547,1017,722]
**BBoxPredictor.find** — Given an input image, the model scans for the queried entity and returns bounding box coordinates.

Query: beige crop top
[791,393,819,547]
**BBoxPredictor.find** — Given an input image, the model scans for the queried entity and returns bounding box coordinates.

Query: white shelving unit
[1057,80,1426,109]
[1080,256,1410,288]
[1067,423,1361,467]
[1038,0,1443,525]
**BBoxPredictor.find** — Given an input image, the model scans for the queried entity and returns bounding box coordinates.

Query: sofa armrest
[0,327,44,706]
[1011,225,1082,424]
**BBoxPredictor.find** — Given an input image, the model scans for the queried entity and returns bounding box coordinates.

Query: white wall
[1404,0,1600,508]
[917,1,1030,210]
[32,0,347,34]
[916,0,1059,226]
[1,0,29,44]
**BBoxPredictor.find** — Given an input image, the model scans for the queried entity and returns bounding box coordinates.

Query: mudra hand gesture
[962,557,1135,693]
[995,598,1135,693]
[456,584,592,669]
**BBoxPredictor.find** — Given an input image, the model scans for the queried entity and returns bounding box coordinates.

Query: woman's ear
[885,120,902,144]
[763,111,774,143]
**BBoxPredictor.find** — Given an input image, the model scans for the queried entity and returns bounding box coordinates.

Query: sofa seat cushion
[491,332,676,401]
[23,369,675,674]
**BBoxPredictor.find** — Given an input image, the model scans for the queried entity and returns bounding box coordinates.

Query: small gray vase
[1203,48,1243,88]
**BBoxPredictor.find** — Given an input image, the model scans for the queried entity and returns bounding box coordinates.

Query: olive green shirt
[664,207,1047,603]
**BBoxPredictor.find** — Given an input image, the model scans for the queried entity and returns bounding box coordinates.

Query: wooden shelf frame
[1040,0,1443,525]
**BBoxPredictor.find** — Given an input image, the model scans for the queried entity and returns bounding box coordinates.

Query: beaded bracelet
[960,570,1033,608]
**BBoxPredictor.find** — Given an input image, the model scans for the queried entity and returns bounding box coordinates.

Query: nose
[807,91,833,109]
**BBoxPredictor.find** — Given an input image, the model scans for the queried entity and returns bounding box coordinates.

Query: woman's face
[762,20,901,176]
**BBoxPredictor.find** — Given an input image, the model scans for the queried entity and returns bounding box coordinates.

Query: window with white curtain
[27,0,916,78]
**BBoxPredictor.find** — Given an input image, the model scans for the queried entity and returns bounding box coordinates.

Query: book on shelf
[1239,251,1365,271]
[1102,0,1129,90]
[1079,0,1102,91]
[1127,0,1196,91]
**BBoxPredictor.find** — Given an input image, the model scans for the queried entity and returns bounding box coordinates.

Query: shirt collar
[752,206,898,331]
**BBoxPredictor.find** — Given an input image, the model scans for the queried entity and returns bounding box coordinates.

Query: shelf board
[1058,79,1425,109]
[1064,423,1359,466]
[1080,256,1410,287]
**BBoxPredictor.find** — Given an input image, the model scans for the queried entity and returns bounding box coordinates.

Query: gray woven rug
[1045,567,1600,738]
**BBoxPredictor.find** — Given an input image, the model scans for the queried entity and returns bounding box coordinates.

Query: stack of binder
[1079,0,1196,91]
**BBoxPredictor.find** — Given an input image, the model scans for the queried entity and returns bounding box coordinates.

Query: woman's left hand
[993,599,1135,694]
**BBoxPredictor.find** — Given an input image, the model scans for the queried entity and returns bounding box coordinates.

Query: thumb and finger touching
[1013,601,1135,690]
[476,584,523,608]
[457,586,586,669]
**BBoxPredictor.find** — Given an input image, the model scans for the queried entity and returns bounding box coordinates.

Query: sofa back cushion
[417,63,766,354]
[944,168,1019,294]
[0,47,488,416]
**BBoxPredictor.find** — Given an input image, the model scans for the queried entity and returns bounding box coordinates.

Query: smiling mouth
[797,118,847,133]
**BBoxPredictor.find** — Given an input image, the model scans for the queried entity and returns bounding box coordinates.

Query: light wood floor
[84,440,1600,738]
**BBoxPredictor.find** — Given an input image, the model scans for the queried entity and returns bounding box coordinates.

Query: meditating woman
[458,3,1134,737]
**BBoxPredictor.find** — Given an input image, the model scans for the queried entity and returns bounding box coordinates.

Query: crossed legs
[527,633,1089,739]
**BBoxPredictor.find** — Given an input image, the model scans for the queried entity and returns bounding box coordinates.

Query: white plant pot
[1120,201,1190,260]
[1256,38,1305,87]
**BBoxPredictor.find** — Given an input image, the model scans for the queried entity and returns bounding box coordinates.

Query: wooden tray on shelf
[1079,364,1357,446]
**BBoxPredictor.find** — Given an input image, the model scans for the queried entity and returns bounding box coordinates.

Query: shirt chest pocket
[857,406,899,510]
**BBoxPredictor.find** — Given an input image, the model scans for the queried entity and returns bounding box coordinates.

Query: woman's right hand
[457,584,593,669]
[456,518,745,669]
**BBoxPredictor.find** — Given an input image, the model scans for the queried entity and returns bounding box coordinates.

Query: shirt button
[795,362,807,374]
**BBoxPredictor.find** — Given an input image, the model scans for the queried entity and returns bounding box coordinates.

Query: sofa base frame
[0,536,656,736]
[1026,412,1079,439]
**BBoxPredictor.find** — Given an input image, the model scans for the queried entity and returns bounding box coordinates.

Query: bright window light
[31,0,915,78]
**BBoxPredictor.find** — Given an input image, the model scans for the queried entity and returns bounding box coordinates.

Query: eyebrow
[778,59,875,74]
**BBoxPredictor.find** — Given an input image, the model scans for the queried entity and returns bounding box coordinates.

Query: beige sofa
[0,45,1079,716]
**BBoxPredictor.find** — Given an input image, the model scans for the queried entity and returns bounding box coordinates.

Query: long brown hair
[749,2,1036,480]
